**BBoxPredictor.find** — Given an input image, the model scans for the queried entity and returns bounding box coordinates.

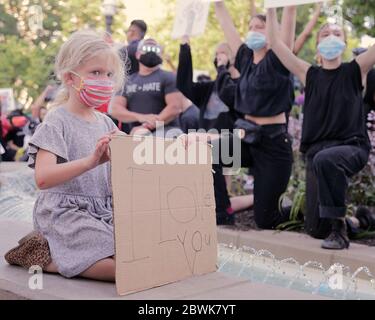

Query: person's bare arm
[156,91,183,126]
[356,44,375,79]
[34,132,114,190]
[110,95,159,126]
[267,8,310,86]
[294,2,322,55]
[280,6,297,50]
[250,0,257,16]
[214,1,243,56]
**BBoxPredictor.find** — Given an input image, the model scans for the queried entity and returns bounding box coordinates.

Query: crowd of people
[3,2,375,282]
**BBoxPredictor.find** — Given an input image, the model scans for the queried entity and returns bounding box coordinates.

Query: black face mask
[139,52,163,68]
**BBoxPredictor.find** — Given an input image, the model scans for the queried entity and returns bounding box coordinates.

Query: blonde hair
[215,42,234,65]
[52,29,126,107]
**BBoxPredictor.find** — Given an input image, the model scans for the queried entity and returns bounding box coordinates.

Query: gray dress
[28,106,117,278]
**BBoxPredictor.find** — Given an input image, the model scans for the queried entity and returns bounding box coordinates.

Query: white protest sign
[265,0,323,8]
[0,88,15,113]
[171,0,210,39]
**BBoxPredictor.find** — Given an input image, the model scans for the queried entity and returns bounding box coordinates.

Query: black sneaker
[216,211,235,226]
[355,206,375,231]
[321,220,350,250]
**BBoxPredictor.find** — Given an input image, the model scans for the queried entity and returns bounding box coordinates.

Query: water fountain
[217,243,375,300]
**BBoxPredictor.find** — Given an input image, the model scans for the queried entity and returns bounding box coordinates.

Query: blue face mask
[245,32,267,51]
[318,35,346,61]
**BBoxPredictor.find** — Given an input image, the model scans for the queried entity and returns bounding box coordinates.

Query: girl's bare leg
[44,261,59,273]
[79,258,115,282]
[44,257,115,282]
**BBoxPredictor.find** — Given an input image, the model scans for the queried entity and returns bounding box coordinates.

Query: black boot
[321,219,350,250]
[355,206,375,231]
[216,209,235,226]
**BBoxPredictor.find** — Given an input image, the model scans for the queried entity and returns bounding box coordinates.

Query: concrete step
[0,220,328,300]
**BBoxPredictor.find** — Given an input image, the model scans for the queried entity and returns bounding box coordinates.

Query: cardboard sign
[110,135,217,295]
[171,0,210,39]
[265,0,322,8]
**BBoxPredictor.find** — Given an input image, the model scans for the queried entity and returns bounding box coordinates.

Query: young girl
[267,7,375,249]
[5,30,125,280]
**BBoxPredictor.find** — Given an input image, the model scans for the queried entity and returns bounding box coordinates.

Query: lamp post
[102,0,117,34]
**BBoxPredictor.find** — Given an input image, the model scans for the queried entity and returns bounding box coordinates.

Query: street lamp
[102,0,117,34]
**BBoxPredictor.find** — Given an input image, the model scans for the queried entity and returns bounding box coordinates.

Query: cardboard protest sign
[171,0,210,39]
[265,0,322,8]
[110,135,217,295]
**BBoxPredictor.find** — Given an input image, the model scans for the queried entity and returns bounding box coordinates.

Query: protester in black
[267,7,375,249]
[177,37,238,132]
[176,37,253,224]
[207,3,296,229]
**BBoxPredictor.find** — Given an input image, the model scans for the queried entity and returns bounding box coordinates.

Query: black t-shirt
[301,60,371,154]
[120,68,179,129]
[234,44,294,117]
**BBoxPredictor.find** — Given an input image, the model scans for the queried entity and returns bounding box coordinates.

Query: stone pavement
[0,220,329,300]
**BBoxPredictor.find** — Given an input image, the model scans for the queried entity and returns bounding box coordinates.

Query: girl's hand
[86,130,117,169]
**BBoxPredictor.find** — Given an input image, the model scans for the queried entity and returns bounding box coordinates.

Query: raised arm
[294,2,322,55]
[267,8,310,86]
[280,5,297,50]
[176,36,212,107]
[214,1,242,56]
[356,44,375,79]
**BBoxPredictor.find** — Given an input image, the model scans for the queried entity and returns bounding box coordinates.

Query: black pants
[212,163,231,218]
[304,144,369,239]
[212,124,293,229]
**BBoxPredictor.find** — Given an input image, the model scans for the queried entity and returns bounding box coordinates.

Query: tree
[0,0,126,107]
[343,0,375,37]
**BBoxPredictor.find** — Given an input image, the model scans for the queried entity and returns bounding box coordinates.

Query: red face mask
[71,71,114,108]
